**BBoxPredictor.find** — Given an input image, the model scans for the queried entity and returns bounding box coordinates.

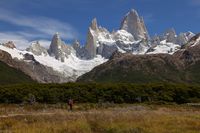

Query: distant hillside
[0,61,34,85]
[77,52,184,83]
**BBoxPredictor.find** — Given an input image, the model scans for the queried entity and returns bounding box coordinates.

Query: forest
[0,83,199,104]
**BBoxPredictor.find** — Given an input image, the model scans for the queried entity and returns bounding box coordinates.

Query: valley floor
[0,104,200,133]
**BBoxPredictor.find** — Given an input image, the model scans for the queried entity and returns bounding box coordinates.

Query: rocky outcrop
[3,41,16,49]
[164,28,177,43]
[0,49,18,66]
[48,33,73,62]
[90,18,98,31]
[183,33,200,48]
[85,25,98,59]
[97,43,118,59]
[151,35,160,47]
[72,40,81,51]
[177,33,188,46]
[120,9,149,41]
[26,41,48,56]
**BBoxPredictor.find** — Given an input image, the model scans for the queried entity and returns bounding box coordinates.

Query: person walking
[68,98,74,111]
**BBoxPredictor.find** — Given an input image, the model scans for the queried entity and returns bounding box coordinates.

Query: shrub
[0,83,199,104]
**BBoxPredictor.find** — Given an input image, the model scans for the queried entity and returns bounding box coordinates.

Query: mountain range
[0,9,198,84]
[78,33,200,83]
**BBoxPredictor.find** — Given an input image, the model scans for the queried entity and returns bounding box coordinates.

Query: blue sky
[0,0,199,49]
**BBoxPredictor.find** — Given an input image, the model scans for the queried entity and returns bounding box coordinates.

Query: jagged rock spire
[49,33,63,54]
[48,33,72,62]
[120,9,149,41]
[90,18,98,31]
[84,18,99,59]
[85,28,97,59]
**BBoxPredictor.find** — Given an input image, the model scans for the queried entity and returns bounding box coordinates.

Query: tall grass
[0,104,199,133]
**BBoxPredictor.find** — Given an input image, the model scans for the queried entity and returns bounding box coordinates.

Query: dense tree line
[0,83,199,104]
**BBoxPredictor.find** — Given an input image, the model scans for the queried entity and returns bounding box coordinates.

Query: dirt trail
[0,112,55,118]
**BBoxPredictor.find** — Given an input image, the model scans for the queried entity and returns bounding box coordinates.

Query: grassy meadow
[0,104,199,133]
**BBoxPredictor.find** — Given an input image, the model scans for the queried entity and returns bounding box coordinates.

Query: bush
[0,83,199,104]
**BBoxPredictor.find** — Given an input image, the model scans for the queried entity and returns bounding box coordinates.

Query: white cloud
[0,32,51,50]
[16,31,48,40]
[0,9,79,39]
[35,40,51,49]
[0,9,79,49]
[0,32,30,49]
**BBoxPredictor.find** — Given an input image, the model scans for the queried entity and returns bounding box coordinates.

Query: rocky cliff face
[3,41,16,49]
[164,28,177,43]
[72,40,81,51]
[90,18,98,31]
[26,41,48,56]
[85,19,98,59]
[183,33,200,48]
[48,33,74,62]
[120,9,149,41]
[177,33,188,46]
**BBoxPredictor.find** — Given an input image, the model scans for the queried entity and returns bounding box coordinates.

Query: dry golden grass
[0,104,199,133]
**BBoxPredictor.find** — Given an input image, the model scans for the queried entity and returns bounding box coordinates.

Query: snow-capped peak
[120,9,149,41]
[26,41,48,56]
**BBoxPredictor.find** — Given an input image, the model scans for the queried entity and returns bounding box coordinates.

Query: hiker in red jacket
[68,99,74,111]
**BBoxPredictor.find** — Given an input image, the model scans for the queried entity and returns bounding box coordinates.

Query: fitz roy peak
[0,9,196,83]
[120,9,149,41]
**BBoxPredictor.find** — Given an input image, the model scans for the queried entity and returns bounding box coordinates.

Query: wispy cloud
[189,0,200,6]
[0,9,79,39]
[0,32,28,50]
[0,9,79,49]
[0,32,51,50]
